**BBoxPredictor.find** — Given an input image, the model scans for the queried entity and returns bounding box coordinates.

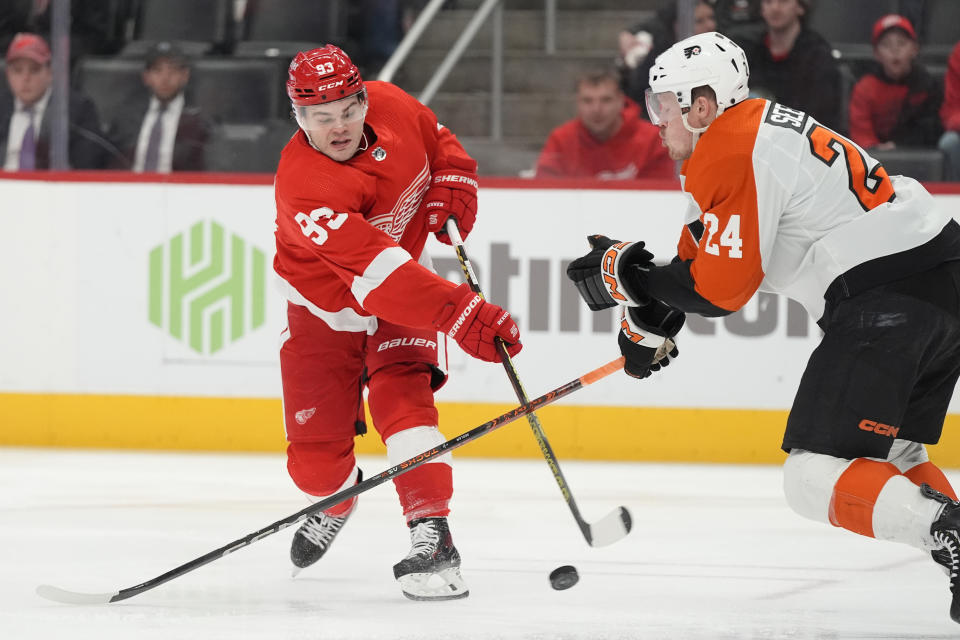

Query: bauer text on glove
[566,234,654,310]
[435,283,522,362]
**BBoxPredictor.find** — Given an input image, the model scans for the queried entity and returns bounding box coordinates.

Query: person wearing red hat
[848,14,943,154]
[273,44,522,601]
[0,32,104,170]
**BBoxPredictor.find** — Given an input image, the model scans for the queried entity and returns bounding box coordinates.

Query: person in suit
[108,42,211,173]
[1,32,106,171]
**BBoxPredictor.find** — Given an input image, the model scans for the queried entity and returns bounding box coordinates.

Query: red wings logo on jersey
[366,158,431,242]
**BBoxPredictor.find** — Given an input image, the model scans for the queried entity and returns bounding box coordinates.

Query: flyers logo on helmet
[683,45,701,58]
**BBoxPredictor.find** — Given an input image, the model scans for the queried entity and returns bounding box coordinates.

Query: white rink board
[0,179,958,413]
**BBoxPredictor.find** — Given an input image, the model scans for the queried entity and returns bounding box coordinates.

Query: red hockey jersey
[274,81,475,332]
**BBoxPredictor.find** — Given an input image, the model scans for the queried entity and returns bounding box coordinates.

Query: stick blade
[36,584,117,605]
[588,506,632,547]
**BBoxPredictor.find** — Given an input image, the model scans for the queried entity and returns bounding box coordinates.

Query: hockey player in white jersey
[566,31,960,623]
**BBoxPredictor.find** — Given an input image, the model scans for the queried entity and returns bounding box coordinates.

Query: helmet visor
[645,89,682,126]
[295,94,367,130]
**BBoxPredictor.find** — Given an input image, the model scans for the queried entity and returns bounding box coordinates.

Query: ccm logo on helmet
[316,80,345,92]
[377,337,437,352]
[859,419,899,437]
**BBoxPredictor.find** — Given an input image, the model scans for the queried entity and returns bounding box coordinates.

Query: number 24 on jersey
[703,213,743,258]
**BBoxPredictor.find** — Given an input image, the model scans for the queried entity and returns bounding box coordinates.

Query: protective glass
[296,96,367,130]
[644,89,682,126]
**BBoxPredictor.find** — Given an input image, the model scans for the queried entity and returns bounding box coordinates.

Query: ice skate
[290,502,356,576]
[393,517,469,601]
[923,484,960,623]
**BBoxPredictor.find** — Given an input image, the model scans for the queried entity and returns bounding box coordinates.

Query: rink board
[1,174,959,464]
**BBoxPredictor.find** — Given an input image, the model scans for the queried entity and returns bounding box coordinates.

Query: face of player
[761,0,805,32]
[647,91,689,160]
[142,59,190,102]
[875,30,918,81]
[297,95,368,162]
[647,91,716,161]
[5,58,52,107]
[576,79,624,141]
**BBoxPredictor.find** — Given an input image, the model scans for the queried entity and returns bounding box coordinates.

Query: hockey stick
[445,219,631,547]
[36,357,624,605]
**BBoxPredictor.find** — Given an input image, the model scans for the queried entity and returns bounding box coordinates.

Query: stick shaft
[445,219,616,544]
[92,358,620,603]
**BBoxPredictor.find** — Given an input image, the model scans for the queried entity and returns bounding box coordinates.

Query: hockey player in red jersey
[567,32,960,623]
[273,45,521,601]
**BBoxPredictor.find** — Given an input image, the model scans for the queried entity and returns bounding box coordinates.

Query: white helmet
[646,32,749,132]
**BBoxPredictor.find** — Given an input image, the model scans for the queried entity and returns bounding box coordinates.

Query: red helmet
[287,45,364,106]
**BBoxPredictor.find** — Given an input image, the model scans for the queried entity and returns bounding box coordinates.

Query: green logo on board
[149,220,267,354]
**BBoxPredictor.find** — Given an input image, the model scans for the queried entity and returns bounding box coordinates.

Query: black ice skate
[922,484,960,623]
[392,517,469,601]
[290,483,360,577]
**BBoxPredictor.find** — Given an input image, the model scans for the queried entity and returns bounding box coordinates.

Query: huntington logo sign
[149,220,267,355]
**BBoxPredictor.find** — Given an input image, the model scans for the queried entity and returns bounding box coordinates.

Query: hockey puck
[548,565,579,590]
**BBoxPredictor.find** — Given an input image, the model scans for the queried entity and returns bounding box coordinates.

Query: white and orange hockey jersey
[274,81,476,332]
[646,99,960,322]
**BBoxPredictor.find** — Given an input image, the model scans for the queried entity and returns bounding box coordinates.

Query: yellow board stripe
[3,393,960,466]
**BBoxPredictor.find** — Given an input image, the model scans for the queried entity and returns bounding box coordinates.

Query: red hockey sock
[392,462,452,523]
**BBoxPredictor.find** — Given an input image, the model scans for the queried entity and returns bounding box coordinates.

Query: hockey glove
[618,300,685,379]
[422,157,479,245]
[566,234,654,310]
[435,283,522,362]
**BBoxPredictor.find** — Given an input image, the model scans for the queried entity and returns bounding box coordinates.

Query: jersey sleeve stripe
[351,246,413,306]
[275,274,377,333]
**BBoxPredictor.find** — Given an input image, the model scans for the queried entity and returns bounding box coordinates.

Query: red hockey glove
[435,283,522,362]
[421,158,479,245]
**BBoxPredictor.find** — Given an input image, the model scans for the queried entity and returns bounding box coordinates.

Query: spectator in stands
[618,0,718,111]
[108,42,211,173]
[743,0,843,132]
[848,14,942,153]
[940,41,960,181]
[0,32,105,170]
[534,69,674,180]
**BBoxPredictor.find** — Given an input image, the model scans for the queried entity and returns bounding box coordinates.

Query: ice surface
[2,448,958,639]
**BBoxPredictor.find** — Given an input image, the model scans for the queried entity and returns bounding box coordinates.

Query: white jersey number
[295,207,347,246]
[703,213,743,258]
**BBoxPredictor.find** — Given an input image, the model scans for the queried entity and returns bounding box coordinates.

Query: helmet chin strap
[681,112,710,135]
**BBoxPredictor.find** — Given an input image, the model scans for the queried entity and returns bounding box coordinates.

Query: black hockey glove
[618,300,685,379]
[566,234,654,310]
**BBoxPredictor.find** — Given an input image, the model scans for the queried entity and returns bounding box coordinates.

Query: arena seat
[73,56,149,129]
[872,148,946,182]
[122,0,234,56]
[190,58,287,123]
[207,119,297,172]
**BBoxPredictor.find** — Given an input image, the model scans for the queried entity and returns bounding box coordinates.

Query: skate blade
[398,567,469,601]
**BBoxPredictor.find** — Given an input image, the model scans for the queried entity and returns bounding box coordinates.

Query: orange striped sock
[904,461,958,501]
[828,458,901,537]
